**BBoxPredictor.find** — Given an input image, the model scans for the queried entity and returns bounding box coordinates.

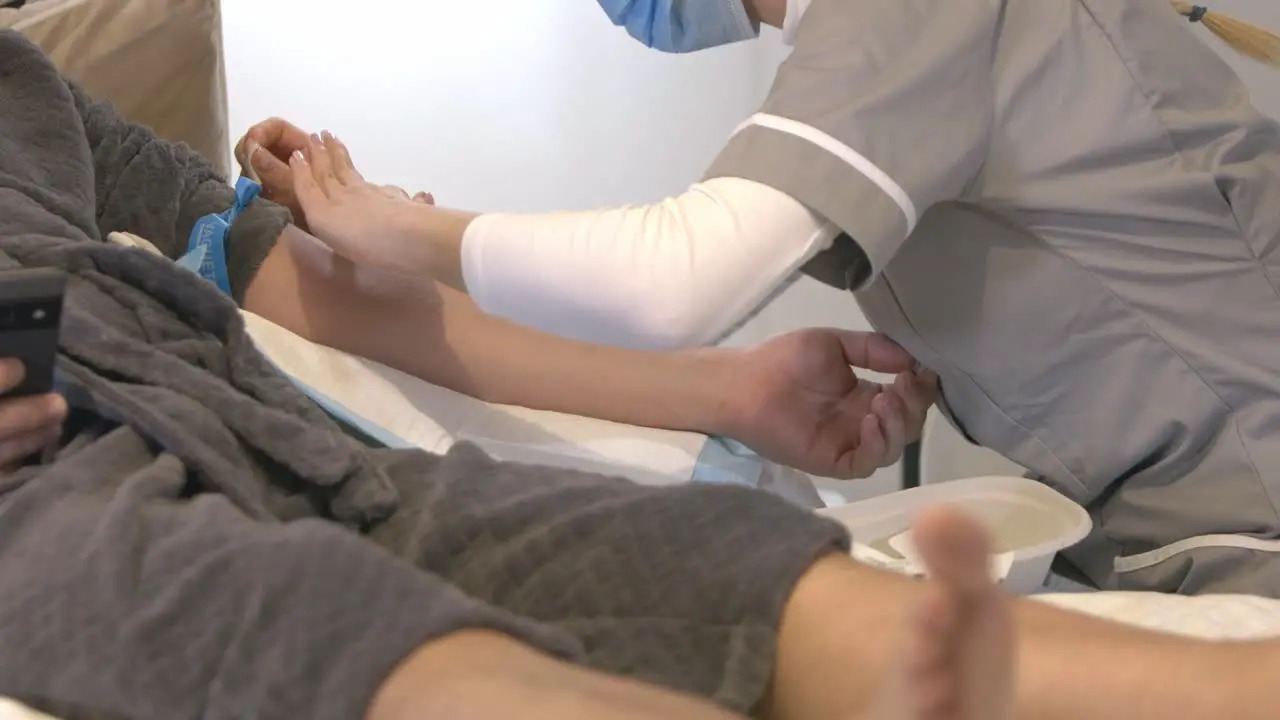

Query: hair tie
[1188,5,1208,23]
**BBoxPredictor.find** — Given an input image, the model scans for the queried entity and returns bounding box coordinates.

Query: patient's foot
[863,507,1014,720]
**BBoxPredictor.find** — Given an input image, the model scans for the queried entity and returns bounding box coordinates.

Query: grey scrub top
[705,0,1280,595]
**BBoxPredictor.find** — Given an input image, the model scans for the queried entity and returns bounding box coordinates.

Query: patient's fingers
[413,192,436,205]
[835,330,918,375]
[243,141,292,191]
[0,390,66,444]
[305,133,337,194]
[872,391,908,466]
[893,369,938,443]
[322,131,364,185]
[0,358,25,394]
[847,413,887,479]
[0,426,61,471]
[244,117,311,160]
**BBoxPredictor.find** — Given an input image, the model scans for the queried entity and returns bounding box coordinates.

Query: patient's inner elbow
[245,225,442,349]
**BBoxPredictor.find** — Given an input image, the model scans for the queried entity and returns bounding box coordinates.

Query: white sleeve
[460,177,836,351]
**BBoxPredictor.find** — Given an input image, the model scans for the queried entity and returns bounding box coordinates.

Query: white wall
[223,0,780,211]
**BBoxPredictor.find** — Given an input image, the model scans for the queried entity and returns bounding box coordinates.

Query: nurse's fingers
[833,330,917,374]
[321,131,364,185]
[289,151,327,216]
[305,133,337,195]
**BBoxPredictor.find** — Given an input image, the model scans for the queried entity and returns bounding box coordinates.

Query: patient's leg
[860,507,1013,720]
[767,529,1280,720]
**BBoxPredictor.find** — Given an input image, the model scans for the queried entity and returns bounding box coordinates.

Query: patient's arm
[70,83,291,303]
[67,93,921,475]
[243,225,734,435]
[242,226,931,479]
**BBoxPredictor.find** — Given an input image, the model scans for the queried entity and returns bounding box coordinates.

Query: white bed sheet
[1035,591,1280,640]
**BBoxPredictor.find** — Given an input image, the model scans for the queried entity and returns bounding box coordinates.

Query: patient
[3,29,1280,720]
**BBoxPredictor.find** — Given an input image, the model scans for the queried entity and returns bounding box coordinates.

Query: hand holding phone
[0,268,64,398]
[0,269,68,469]
[0,359,67,468]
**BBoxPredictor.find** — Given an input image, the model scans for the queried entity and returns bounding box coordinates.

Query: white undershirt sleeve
[460,177,836,351]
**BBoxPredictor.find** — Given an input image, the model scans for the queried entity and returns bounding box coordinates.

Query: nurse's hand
[284,130,444,274]
[722,329,937,480]
[236,118,432,230]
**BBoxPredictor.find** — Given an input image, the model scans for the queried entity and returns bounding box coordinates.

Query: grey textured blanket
[0,31,848,720]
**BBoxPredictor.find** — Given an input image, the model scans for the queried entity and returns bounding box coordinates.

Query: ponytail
[1171,2,1280,67]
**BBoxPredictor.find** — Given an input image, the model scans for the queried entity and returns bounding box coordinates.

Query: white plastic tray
[818,476,1092,594]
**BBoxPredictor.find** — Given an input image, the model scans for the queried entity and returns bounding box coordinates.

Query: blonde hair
[1171,2,1279,67]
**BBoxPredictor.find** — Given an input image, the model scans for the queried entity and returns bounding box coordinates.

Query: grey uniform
[706,0,1280,595]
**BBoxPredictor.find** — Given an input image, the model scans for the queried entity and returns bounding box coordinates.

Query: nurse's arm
[242,225,737,436]
[368,0,998,354]
[400,177,835,351]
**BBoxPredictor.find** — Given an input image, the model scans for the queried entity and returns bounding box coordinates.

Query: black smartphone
[0,268,66,398]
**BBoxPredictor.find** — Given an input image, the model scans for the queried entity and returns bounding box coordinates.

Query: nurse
[244,1,1280,596]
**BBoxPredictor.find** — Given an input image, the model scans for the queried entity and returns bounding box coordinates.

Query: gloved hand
[0,358,66,471]
[718,329,937,480]
[235,118,432,230]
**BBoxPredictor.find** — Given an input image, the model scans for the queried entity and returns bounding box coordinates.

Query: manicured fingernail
[292,150,306,164]
[310,132,322,144]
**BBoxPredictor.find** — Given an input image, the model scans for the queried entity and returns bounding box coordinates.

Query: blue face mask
[597,0,759,54]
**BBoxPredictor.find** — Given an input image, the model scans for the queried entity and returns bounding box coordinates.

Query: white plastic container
[817,476,1092,594]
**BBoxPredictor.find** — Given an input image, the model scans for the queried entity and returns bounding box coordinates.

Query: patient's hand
[720,330,937,480]
[236,118,432,230]
[0,358,67,471]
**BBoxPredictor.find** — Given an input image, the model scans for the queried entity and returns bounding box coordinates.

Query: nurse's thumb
[835,330,918,374]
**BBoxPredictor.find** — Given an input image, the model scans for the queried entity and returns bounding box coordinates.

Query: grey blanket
[0,32,848,720]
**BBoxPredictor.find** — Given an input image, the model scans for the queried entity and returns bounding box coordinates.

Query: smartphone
[0,268,66,398]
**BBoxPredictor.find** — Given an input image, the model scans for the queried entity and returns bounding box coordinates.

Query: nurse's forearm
[246,226,736,434]
[405,205,476,291]
[412,178,831,351]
